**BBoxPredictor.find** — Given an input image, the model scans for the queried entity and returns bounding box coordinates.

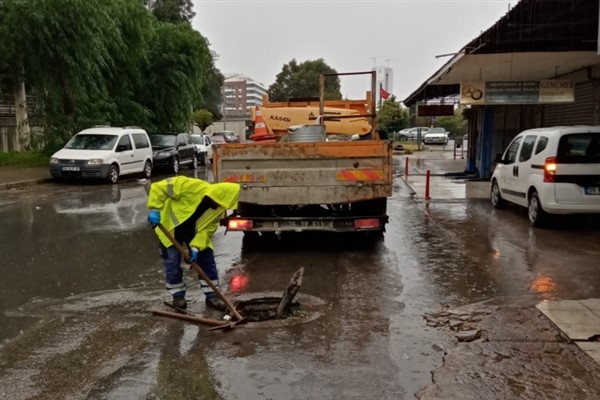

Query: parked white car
[49,126,153,184]
[490,125,600,227]
[190,134,214,166]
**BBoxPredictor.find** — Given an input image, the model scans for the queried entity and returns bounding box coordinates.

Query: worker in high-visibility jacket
[146,176,240,311]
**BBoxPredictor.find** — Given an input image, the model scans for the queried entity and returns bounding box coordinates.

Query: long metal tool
[152,309,228,327]
[156,223,244,321]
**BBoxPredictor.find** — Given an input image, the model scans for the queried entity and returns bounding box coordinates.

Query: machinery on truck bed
[212,71,393,235]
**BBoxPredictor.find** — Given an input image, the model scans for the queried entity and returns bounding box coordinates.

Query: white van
[49,126,153,184]
[190,134,213,166]
[490,125,600,227]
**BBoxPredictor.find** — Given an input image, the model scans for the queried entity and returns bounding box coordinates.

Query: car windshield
[190,136,204,145]
[212,136,227,144]
[556,132,600,163]
[428,128,446,133]
[150,134,176,148]
[65,134,118,150]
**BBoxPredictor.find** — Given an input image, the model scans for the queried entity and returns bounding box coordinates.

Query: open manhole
[234,296,300,322]
[228,267,304,323]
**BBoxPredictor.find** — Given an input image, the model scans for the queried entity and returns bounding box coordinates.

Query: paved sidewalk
[397,151,489,200]
[0,166,52,190]
[537,299,600,364]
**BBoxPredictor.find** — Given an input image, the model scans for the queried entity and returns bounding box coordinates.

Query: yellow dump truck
[212,71,393,235]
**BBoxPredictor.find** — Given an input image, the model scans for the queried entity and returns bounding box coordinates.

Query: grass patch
[0,152,49,168]
[394,141,422,152]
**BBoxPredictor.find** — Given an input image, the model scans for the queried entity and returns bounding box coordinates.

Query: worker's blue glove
[188,247,199,264]
[147,209,160,226]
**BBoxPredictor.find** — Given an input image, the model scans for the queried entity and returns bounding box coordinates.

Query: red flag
[380,84,391,100]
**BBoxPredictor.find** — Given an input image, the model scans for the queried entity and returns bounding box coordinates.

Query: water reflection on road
[0,164,599,399]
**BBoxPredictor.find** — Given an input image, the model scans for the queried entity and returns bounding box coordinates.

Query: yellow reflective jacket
[146,176,240,250]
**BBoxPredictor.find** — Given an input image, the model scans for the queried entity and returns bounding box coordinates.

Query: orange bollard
[425,169,431,200]
[405,156,409,178]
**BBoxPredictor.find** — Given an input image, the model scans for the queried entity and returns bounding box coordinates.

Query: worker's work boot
[205,297,226,312]
[172,297,187,310]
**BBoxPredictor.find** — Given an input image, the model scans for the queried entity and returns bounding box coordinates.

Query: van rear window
[556,133,600,163]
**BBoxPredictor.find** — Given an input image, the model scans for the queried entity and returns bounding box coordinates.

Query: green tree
[141,23,214,132]
[376,96,409,134]
[268,58,342,102]
[195,55,224,120]
[434,107,467,138]
[193,109,214,131]
[148,0,195,24]
[0,0,222,152]
[0,0,145,151]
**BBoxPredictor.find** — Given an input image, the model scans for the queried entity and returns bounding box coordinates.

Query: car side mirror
[494,154,504,164]
[117,145,127,152]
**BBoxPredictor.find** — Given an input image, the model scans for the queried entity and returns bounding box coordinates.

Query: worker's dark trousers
[161,245,220,299]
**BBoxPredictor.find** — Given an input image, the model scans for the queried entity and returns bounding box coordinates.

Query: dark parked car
[150,133,197,174]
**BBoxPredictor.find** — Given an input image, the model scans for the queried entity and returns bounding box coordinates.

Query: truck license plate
[62,166,80,171]
[584,186,600,195]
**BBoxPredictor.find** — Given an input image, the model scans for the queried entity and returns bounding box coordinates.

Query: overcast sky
[192,0,517,101]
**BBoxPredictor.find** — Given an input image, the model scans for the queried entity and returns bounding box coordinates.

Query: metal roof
[404,0,600,106]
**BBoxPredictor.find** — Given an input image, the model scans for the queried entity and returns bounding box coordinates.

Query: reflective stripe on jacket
[146,176,240,250]
[189,182,240,250]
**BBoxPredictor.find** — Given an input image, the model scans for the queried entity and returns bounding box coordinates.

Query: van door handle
[512,165,516,176]
[515,166,519,177]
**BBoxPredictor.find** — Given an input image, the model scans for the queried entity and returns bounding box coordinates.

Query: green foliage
[142,23,214,132]
[0,151,48,167]
[193,109,214,131]
[268,58,342,102]
[433,107,468,137]
[149,0,195,24]
[377,96,409,133]
[0,0,223,152]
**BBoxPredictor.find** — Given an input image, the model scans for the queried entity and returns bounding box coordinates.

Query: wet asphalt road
[1,157,600,400]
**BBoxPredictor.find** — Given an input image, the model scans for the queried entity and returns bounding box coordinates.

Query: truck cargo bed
[213,140,393,206]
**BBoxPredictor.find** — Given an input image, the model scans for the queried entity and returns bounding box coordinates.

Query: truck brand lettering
[269,115,291,123]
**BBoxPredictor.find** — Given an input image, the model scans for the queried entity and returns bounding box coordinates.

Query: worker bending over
[147,176,240,311]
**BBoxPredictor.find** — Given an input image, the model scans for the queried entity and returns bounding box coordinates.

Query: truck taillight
[228,219,253,231]
[544,157,557,183]
[354,218,380,229]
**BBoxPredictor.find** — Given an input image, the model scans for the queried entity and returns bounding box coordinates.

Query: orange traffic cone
[250,106,276,143]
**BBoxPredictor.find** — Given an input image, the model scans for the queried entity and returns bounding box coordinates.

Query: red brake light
[544,157,557,182]
[227,219,253,231]
[354,218,380,229]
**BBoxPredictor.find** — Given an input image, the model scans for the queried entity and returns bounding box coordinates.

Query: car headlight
[86,158,104,165]
[49,157,59,164]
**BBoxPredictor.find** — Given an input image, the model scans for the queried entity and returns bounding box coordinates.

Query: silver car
[396,127,430,141]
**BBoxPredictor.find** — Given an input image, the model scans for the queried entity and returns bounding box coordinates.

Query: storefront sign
[418,104,454,116]
[460,80,574,105]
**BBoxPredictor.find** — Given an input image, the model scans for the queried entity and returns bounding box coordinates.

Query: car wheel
[490,180,506,209]
[171,157,179,174]
[528,191,548,227]
[143,160,152,178]
[107,164,119,184]
[190,154,198,170]
[198,153,207,166]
